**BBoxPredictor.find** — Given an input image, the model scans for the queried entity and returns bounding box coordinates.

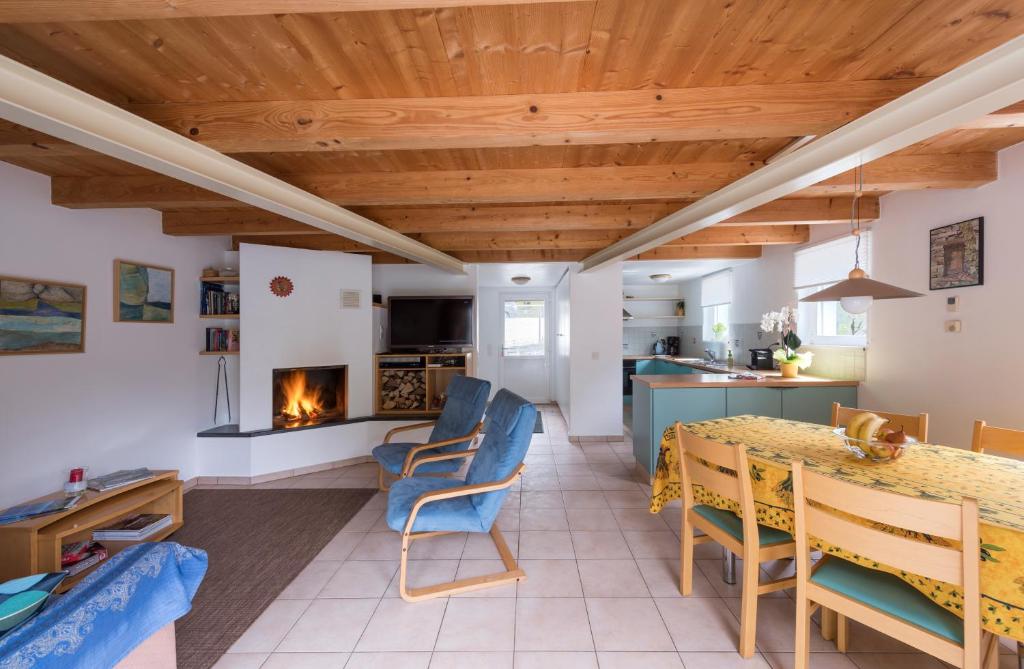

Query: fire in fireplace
[272,365,347,429]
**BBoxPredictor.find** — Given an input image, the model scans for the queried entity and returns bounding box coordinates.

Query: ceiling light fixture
[649,273,672,283]
[511,275,531,285]
[801,165,921,313]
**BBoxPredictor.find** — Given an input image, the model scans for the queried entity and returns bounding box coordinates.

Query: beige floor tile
[586,598,674,651]
[522,476,566,492]
[596,476,643,492]
[596,651,684,668]
[385,560,460,598]
[556,463,595,477]
[553,453,589,464]
[680,651,773,669]
[452,559,518,598]
[566,507,620,531]
[349,532,403,560]
[212,654,269,669]
[260,653,349,669]
[655,597,744,652]
[562,491,609,509]
[622,531,679,559]
[463,531,519,559]
[520,507,570,531]
[345,652,432,668]
[516,559,584,598]
[613,508,670,532]
[343,506,386,532]
[314,532,365,561]
[409,532,468,559]
[278,560,342,599]
[558,475,601,491]
[277,599,377,653]
[603,490,651,509]
[318,560,398,598]
[435,598,517,651]
[497,508,521,531]
[521,491,565,509]
[635,558,718,598]
[228,599,311,653]
[513,651,598,669]
[515,598,595,651]
[694,559,788,600]
[722,597,832,652]
[570,531,633,559]
[430,651,514,668]
[577,560,649,597]
[519,531,576,559]
[356,598,448,651]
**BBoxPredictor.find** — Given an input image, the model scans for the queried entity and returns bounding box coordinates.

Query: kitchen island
[629,357,858,477]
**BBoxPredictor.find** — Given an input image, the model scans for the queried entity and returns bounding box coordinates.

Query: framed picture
[929,217,984,291]
[0,276,86,355]
[114,260,175,323]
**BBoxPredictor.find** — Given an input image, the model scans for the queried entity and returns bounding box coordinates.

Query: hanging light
[801,165,921,312]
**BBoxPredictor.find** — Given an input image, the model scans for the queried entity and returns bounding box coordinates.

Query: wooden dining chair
[676,423,796,658]
[830,402,929,441]
[791,461,997,669]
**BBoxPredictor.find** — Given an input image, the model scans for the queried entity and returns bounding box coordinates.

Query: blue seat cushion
[811,557,964,645]
[387,477,486,533]
[692,505,792,546]
[372,443,464,475]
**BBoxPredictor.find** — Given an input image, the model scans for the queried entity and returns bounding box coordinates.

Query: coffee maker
[748,348,775,370]
[665,336,680,356]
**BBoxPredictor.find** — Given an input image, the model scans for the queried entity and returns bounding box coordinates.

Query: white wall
[862,141,1024,448]
[371,264,477,300]
[239,243,373,431]
[567,263,623,437]
[0,163,230,508]
[554,275,571,423]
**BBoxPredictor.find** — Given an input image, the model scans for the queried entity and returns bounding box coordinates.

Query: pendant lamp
[800,165,921,313]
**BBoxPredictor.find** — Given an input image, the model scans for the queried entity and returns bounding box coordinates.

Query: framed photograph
[0,276,87,355]
[929,217,984,290]
[114,260,175,323]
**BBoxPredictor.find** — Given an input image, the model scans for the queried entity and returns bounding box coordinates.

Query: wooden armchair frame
[377,420,484,491]
[398,463,525,602]
[831,402,929,442]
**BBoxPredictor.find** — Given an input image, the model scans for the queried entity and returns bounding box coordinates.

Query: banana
[859,416,890,444]
[844,412,875,439]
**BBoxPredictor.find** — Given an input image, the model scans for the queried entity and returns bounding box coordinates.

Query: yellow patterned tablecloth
[649,415,1024,642]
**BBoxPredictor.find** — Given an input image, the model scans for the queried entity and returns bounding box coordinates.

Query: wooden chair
[676,424,796,658]
[972,419,1024,667]
[830,402,929,442]
[791,461,997,669]
[385,389,535,601]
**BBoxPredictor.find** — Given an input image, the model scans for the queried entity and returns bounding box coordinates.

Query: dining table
[649,415,1024,643]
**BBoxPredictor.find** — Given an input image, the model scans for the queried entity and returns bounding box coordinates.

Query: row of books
[205,327,240,352]
[61,540,108,576]
[200,286,240,315]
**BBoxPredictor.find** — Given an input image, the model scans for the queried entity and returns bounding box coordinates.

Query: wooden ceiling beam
[0,0,589,23]
[669,225,809,246]
[55,153,992,208]
[631,246,763,261]
[128,80,925,153]
[161,198,876,236]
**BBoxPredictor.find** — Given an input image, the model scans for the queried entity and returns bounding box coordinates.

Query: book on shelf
[64,546,109,576]
[0,494,83,526]
[87,468,155,492]
[61,540,108,575]
[205,327,240,353]
[200,282,240,316]
[93,513,173,541]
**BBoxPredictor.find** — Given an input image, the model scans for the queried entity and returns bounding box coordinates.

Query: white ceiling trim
[0,54,466,274]
[581,34,1024,272]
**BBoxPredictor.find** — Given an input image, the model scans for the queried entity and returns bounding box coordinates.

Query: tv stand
[375,351,475,415]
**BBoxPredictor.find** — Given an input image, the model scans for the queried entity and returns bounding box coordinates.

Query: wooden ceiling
[1,0,1022,264]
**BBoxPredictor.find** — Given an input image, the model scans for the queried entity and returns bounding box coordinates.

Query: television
[388,296,475,351]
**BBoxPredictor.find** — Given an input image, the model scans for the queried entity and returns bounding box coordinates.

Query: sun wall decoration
[269,276,293,298]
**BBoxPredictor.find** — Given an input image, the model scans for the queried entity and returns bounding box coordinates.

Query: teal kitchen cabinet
[780,386,858,425]
[632,384,726,475]
[726,387,783,418]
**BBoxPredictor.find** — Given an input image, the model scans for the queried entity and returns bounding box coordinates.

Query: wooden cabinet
[375,352,476,415]
[780,386,858,425]
[727,387,783,418]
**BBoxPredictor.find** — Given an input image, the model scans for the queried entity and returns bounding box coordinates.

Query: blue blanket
[0,542,207,669]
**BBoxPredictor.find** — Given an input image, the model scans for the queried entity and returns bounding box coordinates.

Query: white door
[499,293,552,402]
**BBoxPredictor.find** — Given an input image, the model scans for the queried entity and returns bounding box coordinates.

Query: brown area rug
[168,488,376,669]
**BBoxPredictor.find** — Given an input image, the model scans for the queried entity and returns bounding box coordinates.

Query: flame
[279,370,323,423]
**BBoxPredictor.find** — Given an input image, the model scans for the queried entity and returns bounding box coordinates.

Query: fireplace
[272,365,347,429]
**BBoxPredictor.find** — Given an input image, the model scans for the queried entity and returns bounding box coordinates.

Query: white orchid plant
[760,306,814,369]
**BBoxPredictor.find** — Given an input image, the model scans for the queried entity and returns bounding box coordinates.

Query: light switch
[946,296,959,312]
[945,320,961,333]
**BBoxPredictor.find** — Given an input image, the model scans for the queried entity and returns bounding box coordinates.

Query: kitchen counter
[625,356,857,388]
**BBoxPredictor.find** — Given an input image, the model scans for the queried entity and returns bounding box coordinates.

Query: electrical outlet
[945,319,961,333]
[946,296,959,312]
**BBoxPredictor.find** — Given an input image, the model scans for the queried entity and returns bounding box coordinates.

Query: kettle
[653,338,667,355]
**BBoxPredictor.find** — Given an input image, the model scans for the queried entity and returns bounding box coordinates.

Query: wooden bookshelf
[201,275,240,355]
[375,352,475,415]
[0,471,183,591]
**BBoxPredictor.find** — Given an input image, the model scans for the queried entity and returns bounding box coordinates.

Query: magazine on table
[87,468,155,492]
[0,494,83,526]
[92,513,173,541]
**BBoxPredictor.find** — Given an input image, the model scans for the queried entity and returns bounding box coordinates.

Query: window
[503,299,545,356]
[794,232,871,346]
[700,270,732,342]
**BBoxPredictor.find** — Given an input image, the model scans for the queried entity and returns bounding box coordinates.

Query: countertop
[626,356,859,388]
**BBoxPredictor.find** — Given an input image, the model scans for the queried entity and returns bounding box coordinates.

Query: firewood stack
[380,370,426,411]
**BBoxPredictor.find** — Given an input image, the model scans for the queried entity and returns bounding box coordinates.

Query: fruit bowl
[834,427,916,463]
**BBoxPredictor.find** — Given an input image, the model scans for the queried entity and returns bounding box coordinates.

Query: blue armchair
[386,388,536,601]
[372,375,491,491]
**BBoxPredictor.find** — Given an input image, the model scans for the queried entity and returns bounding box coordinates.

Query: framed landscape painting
[114,260,174,323]
[929,217,984,290]
[0,276,86,355]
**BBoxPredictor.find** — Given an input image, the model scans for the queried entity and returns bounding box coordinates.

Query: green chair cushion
[810,556,964,645]
[692,505,792,546]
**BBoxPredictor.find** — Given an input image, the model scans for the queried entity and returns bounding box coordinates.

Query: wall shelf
[375,352,475,415]
[200,314,239,319]
[199,351,238,356]
[200,276,239,284]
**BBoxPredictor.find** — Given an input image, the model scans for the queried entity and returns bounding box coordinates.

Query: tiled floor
[208,405,1014,669]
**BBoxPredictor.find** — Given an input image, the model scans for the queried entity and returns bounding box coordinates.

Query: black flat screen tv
[388,296,474,351]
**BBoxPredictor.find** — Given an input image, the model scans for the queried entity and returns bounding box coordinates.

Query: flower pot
[779,361,799,378]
